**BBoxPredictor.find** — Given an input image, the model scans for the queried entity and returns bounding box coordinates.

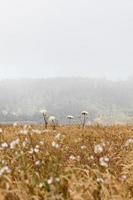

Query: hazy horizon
[0,0,133,80]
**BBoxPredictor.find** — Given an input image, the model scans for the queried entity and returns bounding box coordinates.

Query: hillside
[0,77,133,123]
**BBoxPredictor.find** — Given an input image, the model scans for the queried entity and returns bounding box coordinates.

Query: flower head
[81,111,88,115]
[40,109,48,116]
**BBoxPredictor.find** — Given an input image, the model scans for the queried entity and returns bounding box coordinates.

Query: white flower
[94,144,103,154]
[96,178,104,183]
[99,156,109,167]
[47,177,53,185]
[81,111,88,115]
[35,160,41,166]
[29,147,39,154]
[55,133,61,140]
[124,139,133,147]
[19,129,28,135]
[55,177,60,182]
[1,142,8,148]
[34,148,39,153]
[10,139,20,149]
[39,182,44,188]
[40,141,44,145]
[67,115,74,119]
[52,141,59,149]
[13,122,19,127]
[49,116,56,123]
[40,109,48,116]
[120,175,127,181]
[0,166,11,176]
[69,155,76,160]
[81,145,87,149]
[0,128,3,133]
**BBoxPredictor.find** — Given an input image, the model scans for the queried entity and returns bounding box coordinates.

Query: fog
[0,0,133,80]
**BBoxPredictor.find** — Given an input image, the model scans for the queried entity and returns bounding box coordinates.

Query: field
[0,125,133,199]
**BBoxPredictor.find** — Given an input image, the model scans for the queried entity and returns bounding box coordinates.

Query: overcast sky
[0,0,133,80]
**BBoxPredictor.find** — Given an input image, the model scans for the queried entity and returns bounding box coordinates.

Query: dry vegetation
[0,124,133,199]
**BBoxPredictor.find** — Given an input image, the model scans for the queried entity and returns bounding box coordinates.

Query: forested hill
[0,77,133,123]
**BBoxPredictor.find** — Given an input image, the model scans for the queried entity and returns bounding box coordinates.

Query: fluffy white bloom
[81,145,87,149]
[40,141,44,145]
[10,139,20,149]
[81,111,88,115]
[39,182,44,188]
[40,109,48,116]
[124,139,133,147]
[55,177,60,182]
[1,142,8,148]
[29,146,39,154]
[19,129,28,135]
[69,155,76,160]
[99,156,109,167]
[94,144,103,154]
[55,133,61,140]
[49,116,56,123]
[47,177,53,185]
[52,141,59,149]
[96,178,104,183]
[67,115,74,119]
[35,160,41,166]
[13,122,19,127]
[0,166,11,176]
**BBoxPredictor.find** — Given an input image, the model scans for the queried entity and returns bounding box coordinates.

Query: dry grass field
[0,124,133,199]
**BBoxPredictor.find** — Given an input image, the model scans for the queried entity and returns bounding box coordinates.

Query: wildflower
[55,177,60,182]
[40,109,48,116]
[67,115,74,119]
[124,139,133,147]
[47,177,53,185]
[10,138,20,149]
[67,115,74,125]
[40,141,44,145]
[29,147,39,154]
[35,160,41,166]
[96,178,104,183]
[40,109,48,129]
[55,133,61,140]
[19,129,28,135]
[81,111,88,128]
[99,156,109,167]
[49,116,57,130]
[34,147,39,153]
[0,166,11,176]
[1,142,8,148]
[76,155,81,161]
[69,155,76,160]
[52,141,59,149]
[94,144,103,154]
[39,182,44,188]
[81,111,88,115]
[81,145,87,149]
[120,175,127,182]
[22,141,27,147]
[13,122,19,127]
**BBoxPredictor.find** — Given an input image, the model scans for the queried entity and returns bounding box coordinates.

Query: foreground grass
[0,125,133,199]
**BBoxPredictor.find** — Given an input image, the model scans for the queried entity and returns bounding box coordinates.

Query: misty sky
[0,0,133,80]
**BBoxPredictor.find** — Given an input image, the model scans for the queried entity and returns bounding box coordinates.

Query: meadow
[0,124,133,199]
